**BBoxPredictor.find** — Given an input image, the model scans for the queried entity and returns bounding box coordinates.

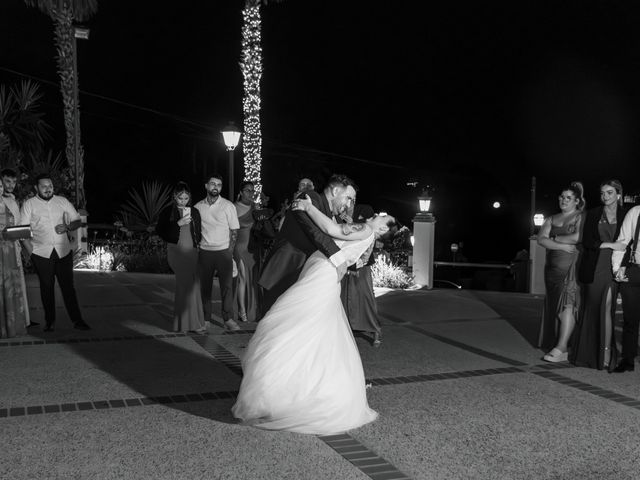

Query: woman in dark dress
[156,182,206,333]
[233,181,258,322]
[537,181,585,362]
[571,180,626,370]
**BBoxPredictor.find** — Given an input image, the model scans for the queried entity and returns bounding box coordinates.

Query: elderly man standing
[195,174,241,331]
[20,173,90,332]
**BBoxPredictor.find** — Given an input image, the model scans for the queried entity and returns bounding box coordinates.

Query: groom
[258,174,357,316]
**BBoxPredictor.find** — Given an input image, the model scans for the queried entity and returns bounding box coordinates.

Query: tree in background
[24,0,98,209]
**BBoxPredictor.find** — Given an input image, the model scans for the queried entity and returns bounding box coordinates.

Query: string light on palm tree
[240,0,263,200]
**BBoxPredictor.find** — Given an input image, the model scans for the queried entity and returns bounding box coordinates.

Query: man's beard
[37,192,53,201]
[208,190,220,198]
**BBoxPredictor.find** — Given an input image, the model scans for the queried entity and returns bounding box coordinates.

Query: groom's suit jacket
[258,190,341,312]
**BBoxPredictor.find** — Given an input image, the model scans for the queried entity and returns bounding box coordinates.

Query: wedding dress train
[232,235,378,434]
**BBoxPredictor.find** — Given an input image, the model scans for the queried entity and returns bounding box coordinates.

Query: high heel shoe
[613,360,635,373]
[238,312,248,322]
[543,348,568,363]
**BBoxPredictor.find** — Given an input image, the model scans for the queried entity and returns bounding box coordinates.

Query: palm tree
[24,0,98,209]
[0,80,50,170]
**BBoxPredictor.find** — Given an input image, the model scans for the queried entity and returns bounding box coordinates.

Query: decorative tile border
[191,335,244,376]
[533,370,640,410]
[320,434,411,480]
[0,390,239,419]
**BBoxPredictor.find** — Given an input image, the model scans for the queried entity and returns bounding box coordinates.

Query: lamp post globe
[221,122,241,201]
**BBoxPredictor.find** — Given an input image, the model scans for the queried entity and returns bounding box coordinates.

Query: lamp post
[529,213,546,294]
[221,122,241,201]
[412,189,436,289]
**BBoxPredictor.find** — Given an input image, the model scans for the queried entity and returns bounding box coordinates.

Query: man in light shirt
[21,174,90,332]
[194,174,240,331]
[611,205,640,372]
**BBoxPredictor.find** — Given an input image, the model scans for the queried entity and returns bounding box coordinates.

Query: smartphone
[182,207,191,217]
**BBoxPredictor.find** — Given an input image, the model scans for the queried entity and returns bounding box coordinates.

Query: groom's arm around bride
[258,176,356,315]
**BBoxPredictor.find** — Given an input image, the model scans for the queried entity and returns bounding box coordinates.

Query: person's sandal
[543,348,568,363]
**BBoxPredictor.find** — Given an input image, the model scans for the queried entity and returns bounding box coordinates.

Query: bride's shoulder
[340,222,372,236]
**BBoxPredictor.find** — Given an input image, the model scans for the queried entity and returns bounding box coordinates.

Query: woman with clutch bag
[0,181,29,338]
[156,182,206,333]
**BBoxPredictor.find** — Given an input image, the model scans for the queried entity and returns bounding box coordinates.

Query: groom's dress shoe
[613,361,635,373]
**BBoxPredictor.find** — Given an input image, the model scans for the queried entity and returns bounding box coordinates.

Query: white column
[412,214,436,289]
[528,236,546,294]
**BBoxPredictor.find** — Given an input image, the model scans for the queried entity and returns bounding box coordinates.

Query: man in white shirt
[611,205,640,372]
[21,174,90,332]
[194,174,240,331]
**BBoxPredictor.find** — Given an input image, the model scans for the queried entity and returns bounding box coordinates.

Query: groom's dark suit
[258,190,342,315]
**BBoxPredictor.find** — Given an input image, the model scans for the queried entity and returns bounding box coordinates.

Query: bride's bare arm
[292,195,372,240]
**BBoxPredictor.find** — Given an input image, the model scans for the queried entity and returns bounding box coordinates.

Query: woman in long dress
[233,181,258,322]
[232,197,395,434]
[537,181,585,362]
[0,182,29,338]
[156,182,206,333]
[571,180,626,370]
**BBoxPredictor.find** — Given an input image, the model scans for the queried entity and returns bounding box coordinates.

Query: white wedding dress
[232,234,378,435]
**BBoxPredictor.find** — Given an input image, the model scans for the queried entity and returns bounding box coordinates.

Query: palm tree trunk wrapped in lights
[24,0,98,209]
[241,0,263,199]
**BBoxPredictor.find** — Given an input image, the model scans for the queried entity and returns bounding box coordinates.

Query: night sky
[2,0,639,261]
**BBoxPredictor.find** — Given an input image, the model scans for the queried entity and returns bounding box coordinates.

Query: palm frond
[119,181,173,229]
[24,0,98,20]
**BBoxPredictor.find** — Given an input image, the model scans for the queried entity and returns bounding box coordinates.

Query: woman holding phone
[156,181,206,333]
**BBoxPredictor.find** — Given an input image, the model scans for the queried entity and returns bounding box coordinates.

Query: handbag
[2,225,32,241]
[622,213,640,284]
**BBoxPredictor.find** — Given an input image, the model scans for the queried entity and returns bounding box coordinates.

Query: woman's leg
[237,260,248,320]
[603,287,613,367]
[555,305,576,352]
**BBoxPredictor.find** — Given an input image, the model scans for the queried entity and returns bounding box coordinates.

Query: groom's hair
[324,174,358,193]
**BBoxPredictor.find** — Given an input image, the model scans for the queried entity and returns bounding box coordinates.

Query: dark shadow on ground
[19,271,244,425]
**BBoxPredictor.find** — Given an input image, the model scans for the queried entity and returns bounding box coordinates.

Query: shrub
[371,254,414,289]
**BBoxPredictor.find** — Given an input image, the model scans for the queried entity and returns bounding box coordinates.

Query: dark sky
[2,0,640,261]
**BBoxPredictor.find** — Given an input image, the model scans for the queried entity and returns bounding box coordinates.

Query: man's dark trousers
[31,249,83,326]
[199,249,234,322]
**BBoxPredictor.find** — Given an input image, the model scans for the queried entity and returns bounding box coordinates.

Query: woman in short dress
[156,182,206,333]
[537,181,585,362]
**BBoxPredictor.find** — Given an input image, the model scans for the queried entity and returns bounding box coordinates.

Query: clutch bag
[3,225,32,240]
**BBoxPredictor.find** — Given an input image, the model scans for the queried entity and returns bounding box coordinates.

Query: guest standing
[20,173,90,332]
[0,181,28,338]
[156,182,206,333]
[537,181,584,362]
[1,168,33,328]
[340,204,382,347]
[571,180,626,370]
[194,174,241,331]
[611,205,640,372]
[233,181,258,322]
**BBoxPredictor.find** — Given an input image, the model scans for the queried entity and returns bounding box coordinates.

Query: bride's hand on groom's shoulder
[291,194,312,212]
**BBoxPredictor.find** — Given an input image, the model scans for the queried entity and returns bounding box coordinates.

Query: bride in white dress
[232,196,395,435]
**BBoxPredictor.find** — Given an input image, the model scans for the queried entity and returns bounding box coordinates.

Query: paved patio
[1,271,639,479]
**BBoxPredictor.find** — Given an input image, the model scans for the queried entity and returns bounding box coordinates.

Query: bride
[232,195,395,434]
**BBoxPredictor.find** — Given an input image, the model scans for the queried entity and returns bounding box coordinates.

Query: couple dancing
[232,175,395,434]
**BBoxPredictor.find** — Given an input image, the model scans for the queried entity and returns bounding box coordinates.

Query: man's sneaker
[224,319,241,331]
